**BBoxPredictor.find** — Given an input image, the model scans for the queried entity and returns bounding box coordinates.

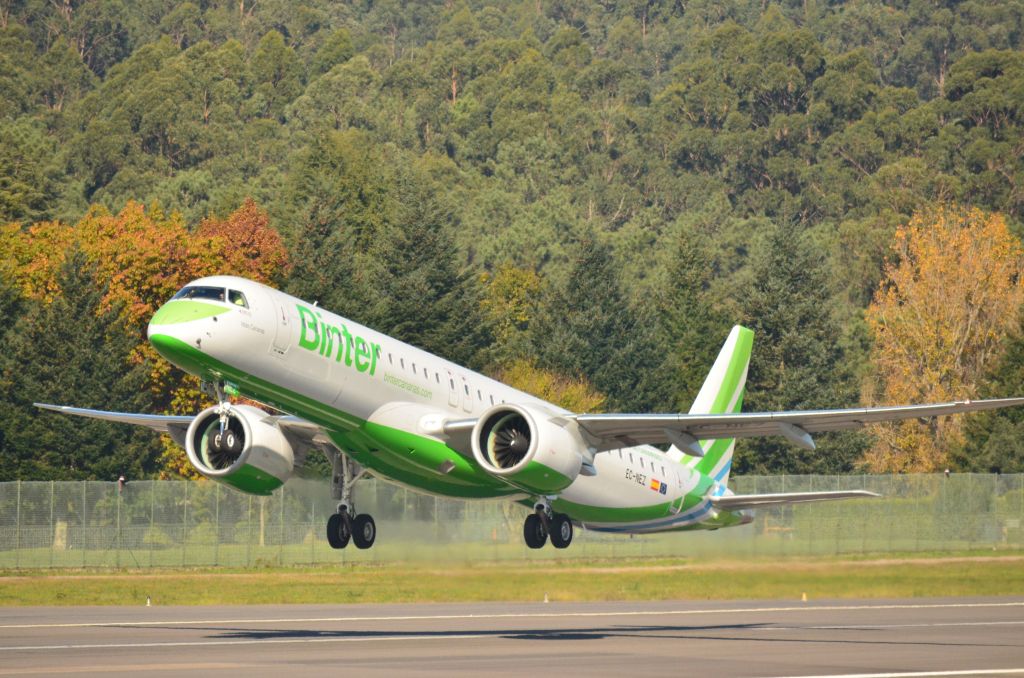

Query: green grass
[2,555,1022,606]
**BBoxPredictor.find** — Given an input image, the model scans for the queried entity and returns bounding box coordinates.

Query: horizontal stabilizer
[711,490,880,511]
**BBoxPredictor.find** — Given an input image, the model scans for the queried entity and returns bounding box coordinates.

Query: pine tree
[530,236,672,412]
[364,170,492,368]
[735,222,866,474]
[657,226,731,411]
[960,310,1024,473]
[0,249,160,481]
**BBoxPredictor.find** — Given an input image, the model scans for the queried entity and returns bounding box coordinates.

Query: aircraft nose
[148,298,230,373]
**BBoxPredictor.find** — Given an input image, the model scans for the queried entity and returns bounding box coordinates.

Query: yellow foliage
[480,266,541,345]
[863,205,1024,472]
[492,359,606,413]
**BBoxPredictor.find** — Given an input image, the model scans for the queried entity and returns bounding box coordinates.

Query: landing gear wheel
[352,514,376,549]
[326,513,350,549]
[523,513,547,549]
[549,513,573,549]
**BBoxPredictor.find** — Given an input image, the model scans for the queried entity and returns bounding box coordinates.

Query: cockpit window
[228,290,248,308]
[172,286,226,302]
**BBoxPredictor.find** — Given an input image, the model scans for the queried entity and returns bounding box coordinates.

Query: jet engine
[185,404,294,495]
[470,403,586,494]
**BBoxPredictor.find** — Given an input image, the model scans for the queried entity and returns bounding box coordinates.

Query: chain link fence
[0,474,1021,568]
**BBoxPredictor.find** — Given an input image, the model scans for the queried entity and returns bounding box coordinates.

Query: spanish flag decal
[649,479,667,494]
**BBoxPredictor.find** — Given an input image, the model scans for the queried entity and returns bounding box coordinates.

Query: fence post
[310,494,315,565]
[15,480,21,569]
[116,483,122,568]
[49,481,55,569]
[214,484,220,567]
[81,482,87,568]
[279,486,285,565]
[182,481,188,567]
[149,481,155,568]
[246,495,252,567]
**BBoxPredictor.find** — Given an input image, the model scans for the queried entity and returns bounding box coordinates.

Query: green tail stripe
[692,327,753,477]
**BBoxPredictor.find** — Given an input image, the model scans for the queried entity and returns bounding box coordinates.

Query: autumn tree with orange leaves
[863,206,1024,472]
[0,199,289,478]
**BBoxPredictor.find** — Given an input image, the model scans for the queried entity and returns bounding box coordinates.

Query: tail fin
[673,325,753,488]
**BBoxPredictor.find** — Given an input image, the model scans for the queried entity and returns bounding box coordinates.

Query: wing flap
[711,490,880,511]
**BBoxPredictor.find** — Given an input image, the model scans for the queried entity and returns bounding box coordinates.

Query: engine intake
[471,404,586,494]
[185,404,294,495]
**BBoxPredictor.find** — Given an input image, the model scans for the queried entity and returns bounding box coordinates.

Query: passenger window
[464,384,469,395]
[629,453,634,463]
[400,358,405,369]
[412,362,417,373]
[450,378,455,389]
[489,395,494,405]
[424,368,428,379]
[388,353,393,365]
[640,458,645,469]
[228,290,248,308]
[477,389,482,401]
[436,373,440,384]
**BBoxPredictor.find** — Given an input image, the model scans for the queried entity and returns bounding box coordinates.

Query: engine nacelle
[470,403,586,494]
[185,404,294,495]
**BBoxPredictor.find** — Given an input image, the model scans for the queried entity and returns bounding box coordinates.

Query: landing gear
[549,513,573,549]
[326,452,375,550]
[326,512,350,549]
[352,514,376,549]
[523,500,573,549]
[524,513,547,549]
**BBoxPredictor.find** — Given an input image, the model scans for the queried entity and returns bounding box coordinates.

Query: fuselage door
[461,376,473,413]
[271,295,290,357]
[445,369,459,408]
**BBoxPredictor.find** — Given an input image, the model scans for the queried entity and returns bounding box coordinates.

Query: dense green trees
[0,251,160,480]
[1,0,1024,477]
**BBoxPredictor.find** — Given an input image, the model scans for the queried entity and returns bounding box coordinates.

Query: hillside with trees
[1,0,1023,479]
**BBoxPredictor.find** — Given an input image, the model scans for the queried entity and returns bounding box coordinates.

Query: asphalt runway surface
[1,598,1022,677]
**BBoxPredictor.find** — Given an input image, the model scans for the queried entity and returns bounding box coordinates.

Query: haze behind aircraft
[38,276,1024,549]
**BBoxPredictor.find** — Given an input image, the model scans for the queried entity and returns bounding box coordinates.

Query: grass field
[2,554,1022,606]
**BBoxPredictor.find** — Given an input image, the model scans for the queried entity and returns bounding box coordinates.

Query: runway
[1,598,1022,677]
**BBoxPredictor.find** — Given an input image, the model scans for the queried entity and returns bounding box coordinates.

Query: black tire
[352,514,376,549]
[326,512,350,549]
[550,513,573,549]
[523,513,547,549]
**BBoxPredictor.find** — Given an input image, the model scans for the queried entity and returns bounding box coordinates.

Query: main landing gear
[327,453,376,549]
[524,500,573,549]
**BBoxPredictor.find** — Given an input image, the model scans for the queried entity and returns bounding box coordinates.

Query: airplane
[36,275,1024,549]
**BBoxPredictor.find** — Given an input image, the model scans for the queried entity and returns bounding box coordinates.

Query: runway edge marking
[2,601,1023,630]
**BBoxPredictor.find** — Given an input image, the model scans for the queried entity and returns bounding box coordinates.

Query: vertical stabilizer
[671,326,753,488]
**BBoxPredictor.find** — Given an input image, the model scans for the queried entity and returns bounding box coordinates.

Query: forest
[1,0,1023,481]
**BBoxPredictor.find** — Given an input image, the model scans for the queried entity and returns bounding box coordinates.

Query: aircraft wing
[35,403,194,434]
[571,397,1024,452]
[33,403,333,462]
[711,490,879,511]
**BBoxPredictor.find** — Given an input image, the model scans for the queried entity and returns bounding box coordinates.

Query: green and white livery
[38,276,1024,549]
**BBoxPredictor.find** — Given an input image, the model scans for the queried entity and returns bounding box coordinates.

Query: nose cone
[148,299,230,376]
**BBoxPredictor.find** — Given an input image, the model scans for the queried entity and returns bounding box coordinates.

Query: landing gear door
[271,296,291,357]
